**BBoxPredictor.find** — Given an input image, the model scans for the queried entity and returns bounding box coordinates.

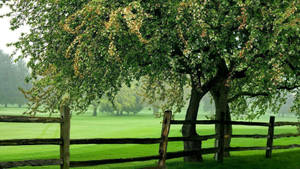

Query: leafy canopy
[2,0,299,116]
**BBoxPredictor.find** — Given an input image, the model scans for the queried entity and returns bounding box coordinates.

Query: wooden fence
[0,105,70,169]
[0,109,300,169]
[169,113,300,162]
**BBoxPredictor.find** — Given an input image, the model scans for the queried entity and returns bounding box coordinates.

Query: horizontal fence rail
[0,115,61,123]
[70,136,215,145]
[274,122,300,126]
[3,133,295,147]
[229,121,269,126]
[0,139,61,146]
[274,133,300,138]
[231,134,268,139]
[227,146,267,151]
[69,148,218,168]
[0,135,216,146]
[225,144,300,152]
[170,120,269,126]
[232,133,300,139]
[70,155,160,167]
[0,159,61,168]
[170,120,300,127]
[273,144,300,149]
[170,120,218,125]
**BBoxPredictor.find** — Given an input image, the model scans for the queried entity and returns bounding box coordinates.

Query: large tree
[2,0,300,161]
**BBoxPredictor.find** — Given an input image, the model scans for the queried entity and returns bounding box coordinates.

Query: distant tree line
[92,85,144,116]
[0,50,30,107]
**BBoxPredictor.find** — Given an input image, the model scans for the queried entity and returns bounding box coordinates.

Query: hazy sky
[0,5,28,55]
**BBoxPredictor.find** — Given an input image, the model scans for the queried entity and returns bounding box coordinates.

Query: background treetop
[0,49,30,107]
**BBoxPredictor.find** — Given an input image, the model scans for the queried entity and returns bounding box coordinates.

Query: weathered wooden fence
[0,105,70,169]
[169,113,300,163]
[0,109,300,169]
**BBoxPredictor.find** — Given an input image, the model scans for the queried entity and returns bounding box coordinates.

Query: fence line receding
[0,109,300,169]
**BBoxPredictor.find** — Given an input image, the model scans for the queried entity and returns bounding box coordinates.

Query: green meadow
[0,107,299,169]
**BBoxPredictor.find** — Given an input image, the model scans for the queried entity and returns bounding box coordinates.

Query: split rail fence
[0,108,300,169]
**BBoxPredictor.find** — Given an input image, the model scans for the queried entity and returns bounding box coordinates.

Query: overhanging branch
[277,85,300,91]
[285,59,300,76]
[228,92,269,102]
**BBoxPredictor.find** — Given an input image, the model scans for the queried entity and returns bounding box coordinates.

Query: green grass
[0,107,300,169]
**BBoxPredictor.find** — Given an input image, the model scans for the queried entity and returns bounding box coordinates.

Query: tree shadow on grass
[110,149,300,169]
[164,149,300,169]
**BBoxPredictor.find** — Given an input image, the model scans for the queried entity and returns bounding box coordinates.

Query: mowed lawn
[0,107,300,169]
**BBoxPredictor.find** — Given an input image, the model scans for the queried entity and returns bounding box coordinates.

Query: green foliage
[278,93,295,115]
[2,0,299,118]
[98,99,114,114]
[99,84,144,115]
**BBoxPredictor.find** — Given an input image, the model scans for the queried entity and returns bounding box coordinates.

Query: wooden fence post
[60,105,71,169]
[158,110,172,169]
[266,116,275,158]
[216,112,225,163]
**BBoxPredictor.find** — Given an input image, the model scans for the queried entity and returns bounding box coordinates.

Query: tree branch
[201,58,229,93]
[277,85,300,91]
[171,44,192,74]
[228,92,269,102]
[285,59,300,76]
[231,69,247,79]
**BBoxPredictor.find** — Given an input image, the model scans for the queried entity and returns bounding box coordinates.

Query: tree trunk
[93,106,97,116]
[182,86,205,162]
[211,84,232,158]
[223,105,232,157]
[4,104,7,108]
[18,104,22,108]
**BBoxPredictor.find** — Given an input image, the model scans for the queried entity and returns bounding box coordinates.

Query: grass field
[0,106,300,169]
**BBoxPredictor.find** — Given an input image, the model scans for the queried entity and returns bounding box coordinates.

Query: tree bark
[182,86,205,162]
[211,83,232,158]
[223,105,232,157]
